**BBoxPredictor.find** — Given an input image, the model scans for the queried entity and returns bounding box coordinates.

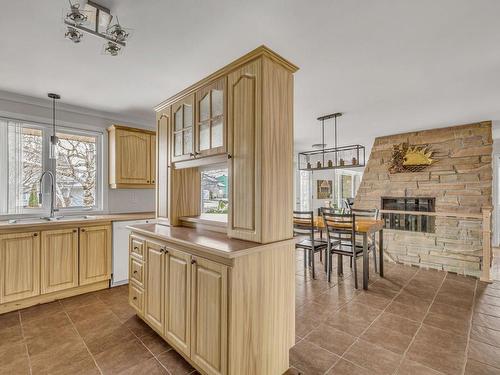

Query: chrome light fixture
[65,27,83,43]
[63,1,132,56]
[47,93,61,160]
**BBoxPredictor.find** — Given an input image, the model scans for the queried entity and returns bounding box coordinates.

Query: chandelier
[63,1,132,56]
[298,113,366,171]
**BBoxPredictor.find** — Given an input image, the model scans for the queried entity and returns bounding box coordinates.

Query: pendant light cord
[52,97,56,138]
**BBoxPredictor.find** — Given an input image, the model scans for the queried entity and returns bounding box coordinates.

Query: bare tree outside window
[56,132,97,208]
[20,128,43,208]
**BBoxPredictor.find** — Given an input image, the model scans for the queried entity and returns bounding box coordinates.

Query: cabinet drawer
[130,257,144,286]
[129,282,144,314]
[130,237,144,259]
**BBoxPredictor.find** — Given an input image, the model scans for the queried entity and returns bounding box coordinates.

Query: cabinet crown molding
[153,45,299,112]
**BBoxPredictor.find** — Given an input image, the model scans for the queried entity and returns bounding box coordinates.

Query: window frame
[199,162,228,219]
[0,117,104,217]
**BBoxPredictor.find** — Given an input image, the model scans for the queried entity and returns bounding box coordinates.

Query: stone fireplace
[354,121,492,277]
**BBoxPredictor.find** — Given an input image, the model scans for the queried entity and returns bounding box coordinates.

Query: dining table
[312,216,385,290]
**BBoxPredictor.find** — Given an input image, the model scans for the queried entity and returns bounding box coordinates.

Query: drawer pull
[73,229,77,233]
[81,229,85,232]
[191,259,196,265]
[133,270,138,274]
[133,246,139,251]
[133,296,137,300]
[33,233,38,237]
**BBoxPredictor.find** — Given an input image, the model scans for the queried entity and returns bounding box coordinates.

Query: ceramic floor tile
[19,301,63,323]
[324,311,373,337]
[468,339,500,369]
[305,324,356,356]
[325,358,371,375]
[423,311,470,336]
[119,357,169,375]
[470,325,500,348]
[157,349,195,375]
[343,339,402,375]
[473,313,500,331]
[464,358,500,375]
[94,337,154,374]
[290,340,340,375]
[361,324,414,354]
[396,358,443,375]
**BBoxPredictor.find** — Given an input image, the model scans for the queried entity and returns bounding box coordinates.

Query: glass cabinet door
[195,78,225,157]
[172,95,194,161]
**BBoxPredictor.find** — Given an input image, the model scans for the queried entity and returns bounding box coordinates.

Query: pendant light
[48,93,61,159]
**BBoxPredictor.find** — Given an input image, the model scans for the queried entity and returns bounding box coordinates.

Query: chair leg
[350,256,353,269]
[372,235,378,274]
[311,249,316,279]
[324,248,328,273]
[304,248,307,272]
[327,250,332,283]
[353,255,358,289]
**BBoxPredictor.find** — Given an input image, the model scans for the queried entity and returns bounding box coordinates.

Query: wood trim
[173,154,228,170]
[481,206,493,283]
[107,124,156,135]
[109,183,155,189]
[0,280,109,315]
[154,45,299,112]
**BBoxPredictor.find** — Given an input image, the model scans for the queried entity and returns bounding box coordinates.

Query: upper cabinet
[108,125,156,189]
[171,95,195,163]
[195,78,226,158]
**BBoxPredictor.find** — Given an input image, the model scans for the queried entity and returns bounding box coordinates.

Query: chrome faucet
[39,170,59,220]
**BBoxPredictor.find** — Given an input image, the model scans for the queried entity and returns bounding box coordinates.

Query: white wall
[0,90,156,214]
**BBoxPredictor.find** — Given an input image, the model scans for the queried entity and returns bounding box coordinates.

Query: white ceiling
[1,0,500,151]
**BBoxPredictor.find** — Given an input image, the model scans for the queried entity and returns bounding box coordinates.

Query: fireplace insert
[381,197,435,233]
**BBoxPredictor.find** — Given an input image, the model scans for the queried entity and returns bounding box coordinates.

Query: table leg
[363,233,369,290]
[379,229,384,278]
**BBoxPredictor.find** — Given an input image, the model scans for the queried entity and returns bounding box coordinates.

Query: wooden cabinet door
[227,59,262,242]
[171,95,195,162]
[191,257,228,375]
[144,240,165,333]
[41,228,78,294]
[165,247,191,355]
[195,78,226,158]
[0,232,40,304]
[79,225,111,285]
[156,112,169,221]
[115,129,151,184]
[150,134,156,185]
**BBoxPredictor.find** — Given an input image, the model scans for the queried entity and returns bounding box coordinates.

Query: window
[200,165,228,219]
[0,118,102,215]
[56,132,98,208]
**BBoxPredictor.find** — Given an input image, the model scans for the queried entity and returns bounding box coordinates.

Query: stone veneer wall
[354,121,492,277]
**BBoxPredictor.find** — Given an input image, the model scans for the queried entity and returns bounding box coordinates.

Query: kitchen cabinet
[0,231,40,304]
[79,225,111,285]
[156,111,169,224]
[108,125,156,188]
[165,247,191,356]
[191,256,228,375]
[195,78,226,158]
[171,95,195,162]
[144,240,165,333]
[41,228,79,294]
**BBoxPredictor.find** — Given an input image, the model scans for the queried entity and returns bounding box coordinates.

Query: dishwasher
[112,219,153,286]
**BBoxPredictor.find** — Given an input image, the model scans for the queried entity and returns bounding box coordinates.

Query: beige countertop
[0,212,155,231]
[128,223,293,259]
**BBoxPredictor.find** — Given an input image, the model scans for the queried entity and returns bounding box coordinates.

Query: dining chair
[321,211,363,288]
[293,211,328,279]
[351,208,379,273]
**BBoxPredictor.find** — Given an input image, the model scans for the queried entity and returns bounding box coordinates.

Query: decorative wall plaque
[389,143,435,173]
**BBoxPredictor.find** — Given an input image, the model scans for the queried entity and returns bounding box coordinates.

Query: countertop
[0,212,155,231]
[128,223,294,259]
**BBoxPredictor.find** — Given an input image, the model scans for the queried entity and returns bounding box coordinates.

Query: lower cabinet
[0,231,40,304]
[79,225,112,285]
[130,237,228,375]
[144,240,165,333]
[41,228,79,294]
[191,256,228,375]
[165,247,191,356]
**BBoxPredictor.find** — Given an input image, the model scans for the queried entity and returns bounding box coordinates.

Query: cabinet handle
[81,229,85,232]
[147,180,150,183]
[189,153,195,158]
[195,151,200,156]
[191,259,196,265]
[73,229,77,233]
[152,180,155,184]
[133,296,137,300]
[33,233,38,237]
[227,153,232,159]
[133,270,138,274]
[134,246,139,251]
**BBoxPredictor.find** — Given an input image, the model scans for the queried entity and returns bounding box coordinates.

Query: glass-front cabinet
[171,94,195,162]
[195,78,226,158]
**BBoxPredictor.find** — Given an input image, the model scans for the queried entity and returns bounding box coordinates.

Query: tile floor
[1,253,500,375]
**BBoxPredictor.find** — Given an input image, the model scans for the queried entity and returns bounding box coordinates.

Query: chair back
[293,211,314,241]
[351,208,379,219]
[321,211,356,245]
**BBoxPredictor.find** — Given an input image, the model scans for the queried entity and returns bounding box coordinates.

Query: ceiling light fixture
[63,1,132,56]
[298,113,366,170]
